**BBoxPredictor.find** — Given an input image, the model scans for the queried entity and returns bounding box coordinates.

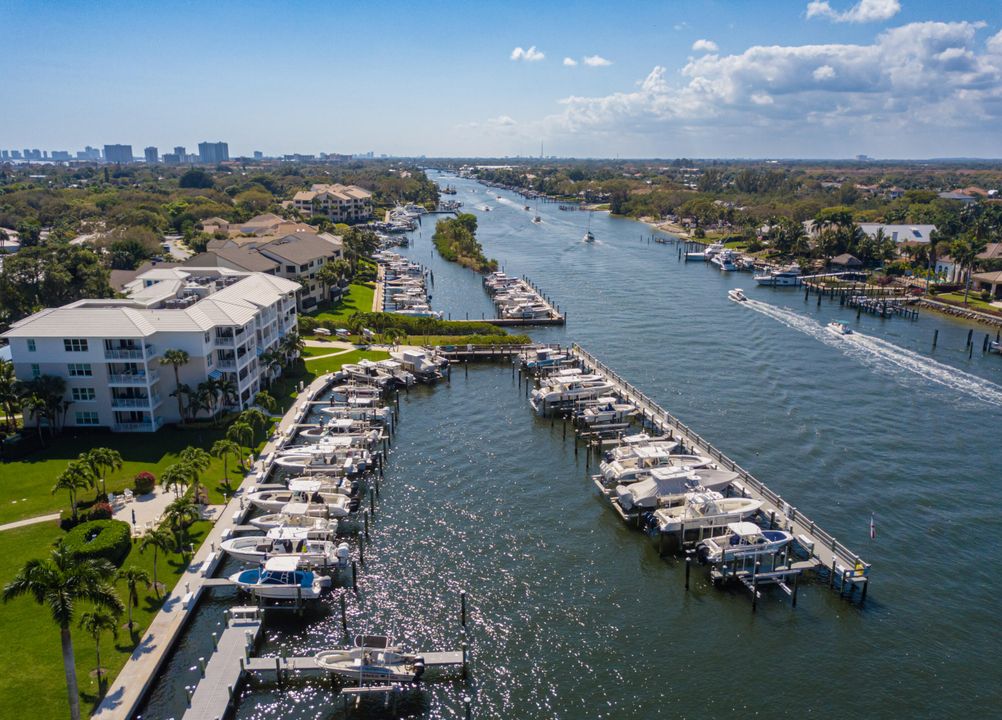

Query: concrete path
[93,372,335,720]
[0,512,61,532]
[303,347,356,362]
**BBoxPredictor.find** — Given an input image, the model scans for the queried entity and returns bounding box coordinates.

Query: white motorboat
[990,340,1001,354]
[330,384,383,403]
[315,635,425,683]
[648,494,762,533]
[577,398,637,426]
[582,230,595,243]
[229,556,331,599]
[600,446,713,484]
[530,378,614,413]
[754,266,802,286]
[532,215,542,224]
[711,249,738,271]
[696,522,794,563]
[728,288,747,302]
[249,502,341,532]
[221,529,349,568]
[614,467,739,511]
[703,242,725,258]
[521,347,570,370]
[247,479,353,516]
[826,321,853,335]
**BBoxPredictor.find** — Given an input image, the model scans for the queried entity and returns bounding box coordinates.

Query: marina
[482,271,565,325]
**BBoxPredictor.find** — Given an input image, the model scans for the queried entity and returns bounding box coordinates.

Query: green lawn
[307,283,375,325]
[0,519,211,718]
[0,427,248,525]
[302,349,391,377]
[935,291,1002,316]
[406,334,531,347]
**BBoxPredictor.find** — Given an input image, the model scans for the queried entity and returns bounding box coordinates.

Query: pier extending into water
[563,344,870,605]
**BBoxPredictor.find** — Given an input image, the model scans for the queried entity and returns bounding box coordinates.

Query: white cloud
[563,57,578,67]
[692,39,719,53]
[583,54,612,67]
[813,64,837,80]
[488,115,517,127]
[510,46,545,62]
[807,0,900,23]
[541,21,1002,152]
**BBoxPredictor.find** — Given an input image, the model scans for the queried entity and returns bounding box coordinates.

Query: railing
[108,371,158,385]
[104,344,154,360]
[215,335,235,347]
[111,396,155,409]
[113,415,165,432]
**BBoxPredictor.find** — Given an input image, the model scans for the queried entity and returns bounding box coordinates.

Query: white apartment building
[292,184,373,222]
[1,267,300,432]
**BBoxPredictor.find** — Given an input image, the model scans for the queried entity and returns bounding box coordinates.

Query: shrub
[980,290,992,302]
[298,316,320,334]
[61,519,132,566]
[59,510,80,531]
[87,502,114,521]
[133,471,156,495]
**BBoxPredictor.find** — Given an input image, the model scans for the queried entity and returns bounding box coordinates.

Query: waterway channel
[141,172,1002,718]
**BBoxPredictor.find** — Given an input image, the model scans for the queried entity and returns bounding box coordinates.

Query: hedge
[61,519,132,566]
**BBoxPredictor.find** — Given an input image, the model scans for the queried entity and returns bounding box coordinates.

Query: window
[31,364,40,378]
[299,264,309,272]
[286,265,295,273]
[72,387,96,402]
[68,363,92,377]
[75,411,100,426]
[27,339,36,352]
[63,338,88,352]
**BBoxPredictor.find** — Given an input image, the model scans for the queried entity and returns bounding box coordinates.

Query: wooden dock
[182,608,262,720]
[565,344,870,604]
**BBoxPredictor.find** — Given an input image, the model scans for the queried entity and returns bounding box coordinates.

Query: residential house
[1,268,300,432]
[857,223,937,244]
[972,270,1002,299]
[292,184,373,222]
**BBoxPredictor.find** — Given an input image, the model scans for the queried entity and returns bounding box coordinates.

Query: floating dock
[182,608,262,720]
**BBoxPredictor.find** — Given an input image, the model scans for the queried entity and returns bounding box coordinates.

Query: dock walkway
[182,610,262,720]
[566,344,869,599]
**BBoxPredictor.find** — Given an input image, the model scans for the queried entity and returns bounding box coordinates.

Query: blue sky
[2,0,1001,158]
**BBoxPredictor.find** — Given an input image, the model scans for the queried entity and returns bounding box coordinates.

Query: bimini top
[288,479,324,493]
[264,556,301,572]
[728,521,764,538]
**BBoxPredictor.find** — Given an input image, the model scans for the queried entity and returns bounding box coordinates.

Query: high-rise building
[103,144,134,164]
[144,146,159,164]
[198,141,229,164]
[11,150,22,159]
[173,145,186,157]
[0,151,8,160]
[51,151,71,161]
[253,151,263,160]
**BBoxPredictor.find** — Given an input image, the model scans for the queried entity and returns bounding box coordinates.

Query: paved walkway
[93,372,336,720]
[0,512,61,532]
[303,347,356,362]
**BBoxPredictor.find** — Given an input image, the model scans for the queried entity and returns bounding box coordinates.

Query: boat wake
[742,299,1002,407]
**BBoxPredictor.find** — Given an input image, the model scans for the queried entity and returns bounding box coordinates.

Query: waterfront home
[972,270,1002,300]
[1,267,299,431]
[857,223,937,245]
[831,253,863,269]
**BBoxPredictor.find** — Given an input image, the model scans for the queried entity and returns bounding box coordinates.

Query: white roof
[264,556,301,572]
[3,269,299,339]
[280,502,310,516]
[289,479,324,492]
[728,521,763,537]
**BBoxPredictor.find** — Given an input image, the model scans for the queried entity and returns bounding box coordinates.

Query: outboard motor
[350,480,361,498]
[349,497,361,512]
[335,542,350,570]
[412,656,425,682]
[640,511,658,532]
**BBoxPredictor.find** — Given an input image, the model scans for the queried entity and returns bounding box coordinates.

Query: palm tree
[258,350,283,387]
[316,260,341,302]
[3,546,123,720]
[52,460,95,522]
[216,377,238,415]
[159,463,189,499]
[253,390,278,414]
[951,233,989,304]
[192,382,215,420]
[78,609,120,686]
[21,392,47,443]
[0,359,18,431]
[179,447,211,501]
[211,439,242,493]
[139,526,173,597]
[162,496,200,555]
[162,349,190,423]
[81,447,123,498]
[226,421,254,469]
[116,566,151,633]
[0,228,8,254]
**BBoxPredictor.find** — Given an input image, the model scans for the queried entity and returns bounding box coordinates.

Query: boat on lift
[695,522,794,563]
[646,493,762,533]
[229,556,331,599]
[221,528,350,568]
[315,635,426,683]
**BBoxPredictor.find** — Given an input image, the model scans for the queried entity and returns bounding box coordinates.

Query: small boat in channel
[728,288,747,302]
[826,321,853,336]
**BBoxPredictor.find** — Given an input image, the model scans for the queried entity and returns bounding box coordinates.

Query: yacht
[614,467,739,511]
[695,522,793,564]
[727,288,747,302]
[647,493,762,533]
[530,378,614,413]
[826,321,853,336]
[754,265,802,286]
[703,242,725,258]
[315,635,426,683]
[229,556,331,599]
[711,249,738,271]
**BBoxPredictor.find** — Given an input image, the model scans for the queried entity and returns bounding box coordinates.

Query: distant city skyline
[2,0,1002,158]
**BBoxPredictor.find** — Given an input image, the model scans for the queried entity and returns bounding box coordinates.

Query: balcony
[113,416,165,433]
[111,395,160,409]
[108,370,158,386]
[215,335,235,347]
[104,344,155,360]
